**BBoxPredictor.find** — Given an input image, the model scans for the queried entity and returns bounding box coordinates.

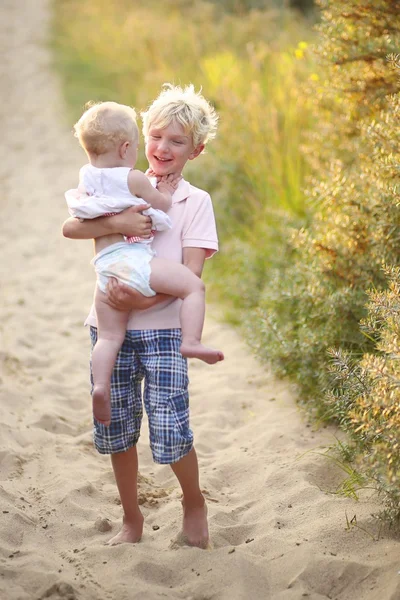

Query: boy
[63,84,219,549]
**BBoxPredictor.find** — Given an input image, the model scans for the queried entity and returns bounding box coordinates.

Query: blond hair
[141,84,218,148]
[74,101,138,155]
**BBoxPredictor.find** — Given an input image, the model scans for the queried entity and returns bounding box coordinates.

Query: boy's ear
[189,144,205,161]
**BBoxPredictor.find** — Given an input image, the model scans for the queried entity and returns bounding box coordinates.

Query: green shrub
[253,0,400,409]
[327,265,400,521]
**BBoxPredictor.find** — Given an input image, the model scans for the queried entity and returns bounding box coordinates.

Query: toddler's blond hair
[141,84,218,149]
[74,101,138,156]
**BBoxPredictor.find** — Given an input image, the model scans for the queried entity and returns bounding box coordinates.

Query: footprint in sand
[37,581,77,600]
[31,413,75,435]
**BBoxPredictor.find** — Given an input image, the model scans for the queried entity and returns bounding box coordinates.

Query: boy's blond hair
[74,101,138,156]
[141,84,218,149]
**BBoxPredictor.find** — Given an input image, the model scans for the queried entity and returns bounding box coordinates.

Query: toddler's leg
[92,287,130,426]
[149,258,224,364]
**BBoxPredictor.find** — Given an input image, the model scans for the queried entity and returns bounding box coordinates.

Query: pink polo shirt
[84,178,219,330]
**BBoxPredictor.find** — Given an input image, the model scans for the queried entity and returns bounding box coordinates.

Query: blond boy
[63,84,220,548]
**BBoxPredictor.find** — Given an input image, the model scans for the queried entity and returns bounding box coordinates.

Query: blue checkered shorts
[89,327,193,464]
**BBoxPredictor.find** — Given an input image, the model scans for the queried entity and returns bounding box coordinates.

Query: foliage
[249,0,400,519]
[327,266,400,521]
[254,0,400,408]
[206,0,315,16]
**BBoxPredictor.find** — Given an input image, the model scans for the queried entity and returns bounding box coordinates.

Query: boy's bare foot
[180,343,224,365]
[182,500,209,549]
[107,513,144,545]
[92,384,111,427]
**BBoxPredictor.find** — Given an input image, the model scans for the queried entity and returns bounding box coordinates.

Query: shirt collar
[172,178,191,204]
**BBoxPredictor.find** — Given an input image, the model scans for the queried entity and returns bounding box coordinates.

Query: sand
[1,1,400,599]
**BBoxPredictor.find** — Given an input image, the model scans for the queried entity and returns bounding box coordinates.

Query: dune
[1,1,400,599]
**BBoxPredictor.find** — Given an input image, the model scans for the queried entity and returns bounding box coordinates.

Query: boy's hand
[107,278,157,310]
[106,278,172,311]
[112,205,152,238]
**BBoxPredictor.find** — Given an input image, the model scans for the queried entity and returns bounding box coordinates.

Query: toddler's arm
[128,170,178,212]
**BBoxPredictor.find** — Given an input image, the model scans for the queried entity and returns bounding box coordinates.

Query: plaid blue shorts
[89,327,193,464]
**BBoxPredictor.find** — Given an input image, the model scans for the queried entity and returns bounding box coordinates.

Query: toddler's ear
[119,140,130,158]
[189,144,205,161]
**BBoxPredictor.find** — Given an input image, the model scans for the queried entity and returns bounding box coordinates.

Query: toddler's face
[145,121,199,177]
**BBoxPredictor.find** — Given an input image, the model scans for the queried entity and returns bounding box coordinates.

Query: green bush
[253,0,400,409]
[327,265,400,521]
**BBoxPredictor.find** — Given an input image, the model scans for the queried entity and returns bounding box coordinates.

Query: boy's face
[145,120,204,177]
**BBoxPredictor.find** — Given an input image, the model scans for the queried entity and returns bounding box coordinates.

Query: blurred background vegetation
[53,0,400,521]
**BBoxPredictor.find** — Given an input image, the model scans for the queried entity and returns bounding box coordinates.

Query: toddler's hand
[157,173,182,194]
[145,168,158,180]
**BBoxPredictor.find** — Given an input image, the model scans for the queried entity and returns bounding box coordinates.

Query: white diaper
[91,242,156,297]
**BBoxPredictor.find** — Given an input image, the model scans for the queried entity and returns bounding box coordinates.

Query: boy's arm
[62,205,153,239]
[182,247,207,277]
[128,170,177,212]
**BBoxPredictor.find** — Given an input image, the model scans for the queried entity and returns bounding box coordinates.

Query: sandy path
[1,1,400,599]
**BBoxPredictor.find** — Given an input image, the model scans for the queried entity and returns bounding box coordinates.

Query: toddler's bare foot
[182,499,209,549]
[107,513,144,545]
[92,384,111,427]
[180,343,224,365]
